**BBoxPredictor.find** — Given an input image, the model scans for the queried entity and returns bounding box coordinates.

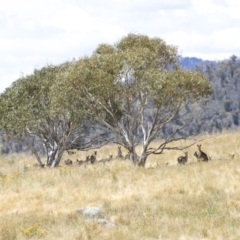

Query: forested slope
[177,55,240,134]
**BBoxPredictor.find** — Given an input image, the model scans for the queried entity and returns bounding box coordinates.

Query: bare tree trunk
[47,148,58,166]
[129,152,135,165]
[129,148,139,165]
[138,153,148,167]
[26,135,45,167]
[29,146,45,168]
[45,141,58,166]
[51,147,65,168]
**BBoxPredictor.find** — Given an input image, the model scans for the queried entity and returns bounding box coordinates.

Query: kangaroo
[99,155,113,164]
[124,152,139,162]
[76,159,85,165]
[177,152,188,165]
[65,159,73,165]
[194,151,203,162]
[194,151,199,159]
[90,151,97,164]
[196,144,209,162]
[83,155,91,165]
[117,146,123,159]
[124,152,130,160]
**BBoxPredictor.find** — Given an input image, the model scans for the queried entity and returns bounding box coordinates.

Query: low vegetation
[0,130,240,239]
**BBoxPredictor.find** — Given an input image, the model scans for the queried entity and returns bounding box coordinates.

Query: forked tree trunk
[44,140,59,166]
[44,138,68,167]
[51,147,65,168]
[47,148,58,166]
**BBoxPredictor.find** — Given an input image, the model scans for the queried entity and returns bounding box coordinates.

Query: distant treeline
[177,55,240,134]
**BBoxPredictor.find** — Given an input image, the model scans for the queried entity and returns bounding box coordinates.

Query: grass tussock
[1,130,240,239]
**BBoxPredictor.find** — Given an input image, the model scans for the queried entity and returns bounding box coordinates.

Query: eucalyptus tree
[0,62,103,167]
[0,66,58,167]
[71,33,212,167]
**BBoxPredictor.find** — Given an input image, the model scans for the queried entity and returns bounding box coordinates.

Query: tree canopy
[66,33,212,166]
[0,33,212,167]
[0,62,107,167]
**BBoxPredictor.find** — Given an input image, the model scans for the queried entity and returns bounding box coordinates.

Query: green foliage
[0,62,91,166]
[65,33,212,166]
[116,33,179,70]
[0,33,212,166]
[0,65,59,137]
[71,34,211,133]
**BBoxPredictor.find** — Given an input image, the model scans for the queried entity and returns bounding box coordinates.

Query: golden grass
[1,130,240,239]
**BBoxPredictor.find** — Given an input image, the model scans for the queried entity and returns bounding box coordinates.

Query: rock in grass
[96,219,116,228]
[76,207,105,219]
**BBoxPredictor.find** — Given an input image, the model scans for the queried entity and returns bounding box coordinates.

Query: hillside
[0,130,240,239]
[161,55,240,137]
[179,56,212,69]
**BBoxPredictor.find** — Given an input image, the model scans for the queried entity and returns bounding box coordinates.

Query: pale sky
[0,0,240,93]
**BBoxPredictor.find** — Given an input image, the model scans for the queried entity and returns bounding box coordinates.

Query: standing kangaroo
[124,152,130,160]
[195,145,209,162]
[90,151,97,164]
[177,152,188,165]
[117,146,123,159]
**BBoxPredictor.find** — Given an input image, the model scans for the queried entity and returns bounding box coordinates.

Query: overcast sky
[0,0,240,93]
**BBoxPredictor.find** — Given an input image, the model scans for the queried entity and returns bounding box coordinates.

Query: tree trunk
[30,146,45,168]
[129,149,139,165]
[26,136,45,167]
[138,153,148,167]
[51,147,65,168]
[47,148,58,166]
[44,140,59,166]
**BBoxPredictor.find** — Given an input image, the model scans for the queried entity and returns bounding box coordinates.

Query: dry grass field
[1,130,240,239]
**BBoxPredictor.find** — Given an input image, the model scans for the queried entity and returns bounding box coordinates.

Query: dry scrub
[0,130,240,239]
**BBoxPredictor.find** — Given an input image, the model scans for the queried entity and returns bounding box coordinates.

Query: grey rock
[97,219,116,228]
[76,207,105,219]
